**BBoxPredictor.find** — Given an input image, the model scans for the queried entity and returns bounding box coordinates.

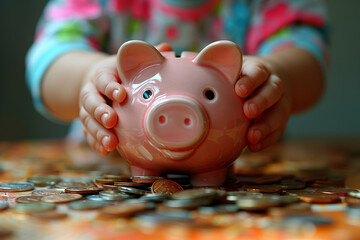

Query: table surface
[0,138,359,240]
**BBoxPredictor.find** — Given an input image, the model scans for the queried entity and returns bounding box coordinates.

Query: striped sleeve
[25,0,106,120]
[245,0,329,71]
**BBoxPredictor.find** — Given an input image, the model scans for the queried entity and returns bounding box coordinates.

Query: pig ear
[117,40,165,85]
[193,41,242,85]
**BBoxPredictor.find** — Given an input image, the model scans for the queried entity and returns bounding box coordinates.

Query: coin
[0,182,34,192]
[13,202,56,213]
[42,193,83,203]
[68,199,110,210]
[226,191,263,202]
[100,202,150,217]
[54,181,94,189]
[160,198,213,210]
[139,193,169,202]
[349,190,360,198]
[32,189,64,196]
[15,196,43,203]
[277,181,306,190]
[99,190,132,200]
[65,186,102,194]
[114,181,150,187]
[269,202,312,217]
[94,178,117,185]
[27,175,61,187]
[297,193,341,204]
[102,184,119,191]
[345,197,360,206]
[198,204,239,214]
[31,211,68,220]
[118,186,151,195]
[285,189,317,196]
[236,196,283,211]
[151,179,183,194]
[244,185,282,193]
[171,188,219,200]
[317,187,352,196]
[132,176,165,183]
[103,175,130,181]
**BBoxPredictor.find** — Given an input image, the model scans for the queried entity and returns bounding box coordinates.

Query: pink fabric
[108,0,150,20]
[152,0,219,21]
[47,0,101,20]
[245,2,326,54]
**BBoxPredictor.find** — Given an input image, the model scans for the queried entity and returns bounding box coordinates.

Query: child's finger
[80,107,118,152]
[80,82,118,129]
[248,127,285,152]
[83,129,109,156]
[93,68,127,103]
[247,96,290,145]
[156,43,172,52]
[235,61,270,98]
[243,75,283,119]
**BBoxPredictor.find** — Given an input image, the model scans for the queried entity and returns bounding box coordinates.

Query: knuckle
[79,89,91,106]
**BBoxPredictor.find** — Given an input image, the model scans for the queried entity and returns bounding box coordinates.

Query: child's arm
[235,47,324,152]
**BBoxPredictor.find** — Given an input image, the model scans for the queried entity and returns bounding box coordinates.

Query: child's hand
[79,55,125,155]
[79,43,172,155]
[235,56,291,152]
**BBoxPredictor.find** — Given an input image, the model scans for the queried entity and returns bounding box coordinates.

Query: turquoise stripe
[26,39,95,122]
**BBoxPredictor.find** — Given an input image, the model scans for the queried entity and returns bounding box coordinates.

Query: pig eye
[203,88,216,102]
[143,89,153,100]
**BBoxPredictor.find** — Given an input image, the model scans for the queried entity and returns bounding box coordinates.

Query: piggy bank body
[113,40,250,186]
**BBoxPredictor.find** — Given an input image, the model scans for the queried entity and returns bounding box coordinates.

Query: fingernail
[249,103,258,116]
[102,136,110,148]
[236,84,247,96]
[101,113,109,124]
[112,89,120,100]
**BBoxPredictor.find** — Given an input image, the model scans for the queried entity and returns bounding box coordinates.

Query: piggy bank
[113,40,250,186]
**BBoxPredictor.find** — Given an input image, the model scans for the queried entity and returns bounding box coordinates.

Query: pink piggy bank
[113,40,250,186]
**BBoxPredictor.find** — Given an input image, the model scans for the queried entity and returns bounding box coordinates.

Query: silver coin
[99,190,132,200]
[118,186,151,195]
[13,202,56,213]
[236,196,283,211]
[163,198,213,209]
[198,204,239,214]
[349,190,360,198]
[171,188,220,201]
[139,193,169,202]
[27,175,61,187]
[86,195,105,201]
[0,182,34,192]
[226,191,263,202]
[68,199,110,210]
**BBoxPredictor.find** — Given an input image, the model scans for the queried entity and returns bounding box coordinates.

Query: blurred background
[0,0,359,142]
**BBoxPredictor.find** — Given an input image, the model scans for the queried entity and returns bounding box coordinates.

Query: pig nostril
[158,115,166,125]
[184,117,192,127]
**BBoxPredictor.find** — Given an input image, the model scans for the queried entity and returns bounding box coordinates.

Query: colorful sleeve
[245,0,329,71]
[25,0,107,121]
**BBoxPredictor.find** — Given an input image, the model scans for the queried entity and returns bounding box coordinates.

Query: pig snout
[144,96,209,153]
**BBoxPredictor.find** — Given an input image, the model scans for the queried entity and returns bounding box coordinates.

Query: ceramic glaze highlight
[113,40,250,186]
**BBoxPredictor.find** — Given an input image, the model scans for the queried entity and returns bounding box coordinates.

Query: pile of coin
[0,171,359,227]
